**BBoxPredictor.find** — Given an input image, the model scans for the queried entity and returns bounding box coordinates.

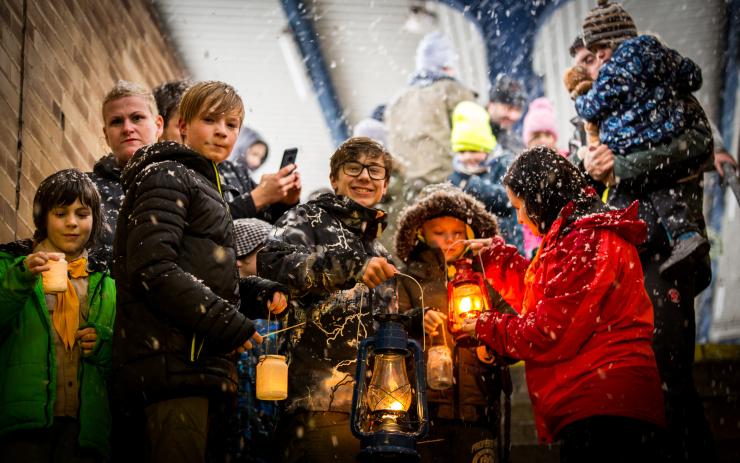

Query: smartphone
[280,148,298,169]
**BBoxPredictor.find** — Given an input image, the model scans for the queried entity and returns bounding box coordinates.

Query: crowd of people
[0,0,737,462]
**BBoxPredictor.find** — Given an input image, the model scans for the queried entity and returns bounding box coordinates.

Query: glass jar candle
[42,253,67,293]
[426,345,453,390]
[256,354,288,400]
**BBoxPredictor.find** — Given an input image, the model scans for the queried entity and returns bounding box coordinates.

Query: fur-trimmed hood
[394,183,499,263]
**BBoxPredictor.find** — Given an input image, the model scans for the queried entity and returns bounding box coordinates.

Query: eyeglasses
[341,161,387,180]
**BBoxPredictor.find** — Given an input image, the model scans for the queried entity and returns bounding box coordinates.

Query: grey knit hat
[233,218,273,258]
[582,0,638,51]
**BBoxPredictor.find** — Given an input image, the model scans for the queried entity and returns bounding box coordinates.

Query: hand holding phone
[280,148,298,169]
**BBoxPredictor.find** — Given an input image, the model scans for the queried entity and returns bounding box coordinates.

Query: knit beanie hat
[233,218,273,258]
[582,0,638,51]
[450,101,497,153]
[489,74,527,108]
[415,31,458,74]
[522,97,558,145]
[353,118,388,147]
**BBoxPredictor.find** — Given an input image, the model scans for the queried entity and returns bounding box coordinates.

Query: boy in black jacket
[112,81,261,462]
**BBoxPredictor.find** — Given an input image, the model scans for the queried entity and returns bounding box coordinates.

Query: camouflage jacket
[257,193,393,413]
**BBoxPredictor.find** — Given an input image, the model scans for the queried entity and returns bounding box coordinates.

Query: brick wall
[0,0,186,243]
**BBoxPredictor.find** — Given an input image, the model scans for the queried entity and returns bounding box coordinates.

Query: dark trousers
[558,415,663,463]
[649,181,704,240]
[0,417,99,463]
[112,396,228,463]
[417,418,496,463]
[276,411,360,463]
[642,252,717,462]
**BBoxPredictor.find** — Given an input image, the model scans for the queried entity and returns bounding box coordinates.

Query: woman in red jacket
[461,146,666,461]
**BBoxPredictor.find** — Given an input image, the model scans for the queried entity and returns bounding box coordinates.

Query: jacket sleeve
[238,275,289,319]
[659,40,702,93]
[613,127,713,191]
[475,228,615,363]
[0,255,38,328]
[125,167,254,354]
[256,208,371,295]
[479,237,530,313]
[228,192,259,219]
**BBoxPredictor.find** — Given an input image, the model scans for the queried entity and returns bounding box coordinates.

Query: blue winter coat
[576,35,703,155]
[448,152,524,255]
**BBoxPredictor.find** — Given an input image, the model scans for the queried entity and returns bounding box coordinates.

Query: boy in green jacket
[0,169,116,461]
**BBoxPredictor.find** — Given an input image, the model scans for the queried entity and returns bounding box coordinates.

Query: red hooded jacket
[475,201,666,442]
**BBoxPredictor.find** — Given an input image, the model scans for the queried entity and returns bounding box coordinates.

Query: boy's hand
[76,327,98,355]
[424,310,447,337]
[464,238,493,254]
[236,331,264,353]
[252,165,300,209]
[361,257,397,289]
[24,252,60,275]
[267,291,288,315]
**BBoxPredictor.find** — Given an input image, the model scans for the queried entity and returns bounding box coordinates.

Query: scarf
[53,257,88,351]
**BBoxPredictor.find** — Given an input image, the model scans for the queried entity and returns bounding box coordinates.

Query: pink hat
[522,97,558,145]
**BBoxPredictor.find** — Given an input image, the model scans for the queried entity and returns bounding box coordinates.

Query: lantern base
[358,432,420,462]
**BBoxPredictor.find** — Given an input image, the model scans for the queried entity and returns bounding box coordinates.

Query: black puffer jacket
[87,153,123,249]
[112,141,256,405]
[257,193,393,414]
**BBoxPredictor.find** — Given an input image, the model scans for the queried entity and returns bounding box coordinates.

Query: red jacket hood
[547,200,647,248]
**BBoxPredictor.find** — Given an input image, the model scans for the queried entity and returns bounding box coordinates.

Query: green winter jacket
[0,239,116,458]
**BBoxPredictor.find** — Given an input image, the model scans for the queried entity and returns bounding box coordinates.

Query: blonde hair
[101,80,158,121]
[179,81,244,126]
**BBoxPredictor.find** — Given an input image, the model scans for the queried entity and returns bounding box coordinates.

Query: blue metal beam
[280,0,349,146]
[439,0,570,100]
[720,0,739,148]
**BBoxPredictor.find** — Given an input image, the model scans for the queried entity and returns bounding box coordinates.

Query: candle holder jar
[42,253,67,293]
[255,354,288,400]
[426,345,453,390]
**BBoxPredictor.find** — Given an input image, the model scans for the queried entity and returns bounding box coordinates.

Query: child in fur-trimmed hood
[394,183,514,463]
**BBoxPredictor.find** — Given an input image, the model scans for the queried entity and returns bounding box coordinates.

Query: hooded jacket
[386,77,475,186]
[475,200,666,442]
[88,153,124,249]
[257,193,393,414]
[394,185,509,424]
[575,35,704,155]
[0,240,116,457]
[112,141,256,405]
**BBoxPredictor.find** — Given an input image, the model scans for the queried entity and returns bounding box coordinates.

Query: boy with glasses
[257,137,397,462]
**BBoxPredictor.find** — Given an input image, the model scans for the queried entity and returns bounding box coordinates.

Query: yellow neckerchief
[53,256,88,351]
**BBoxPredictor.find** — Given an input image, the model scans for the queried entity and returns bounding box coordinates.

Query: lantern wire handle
[395,271,426,351]
[263,321,306,338]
